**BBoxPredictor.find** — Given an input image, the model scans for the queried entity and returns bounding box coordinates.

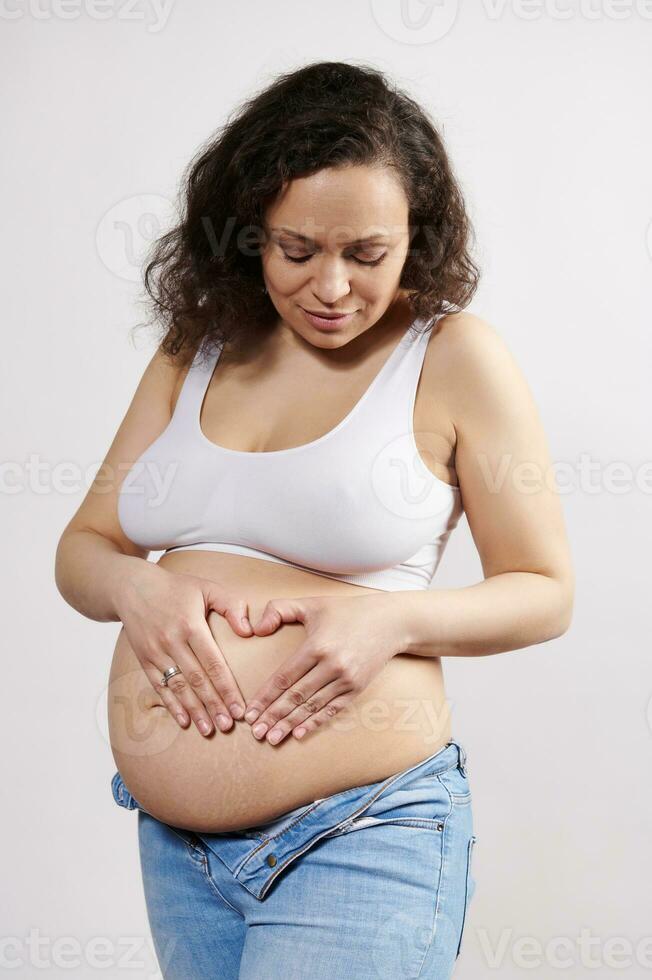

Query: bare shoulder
[430,310,513,376]
[136,342,204,414]
[58,342,191,556]
[146,345,191,414]
[435,307,497,339]
[428,311,574,608]
[428,311,536,431]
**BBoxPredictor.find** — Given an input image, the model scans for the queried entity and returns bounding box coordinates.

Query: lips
[302,308,355,319]
[299,307,357,331]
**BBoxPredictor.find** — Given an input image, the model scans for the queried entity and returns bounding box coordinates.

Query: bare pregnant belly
[107,551,451,833]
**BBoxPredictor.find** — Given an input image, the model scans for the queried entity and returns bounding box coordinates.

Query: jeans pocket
[323,771,451,838]
[456,834,477,958]
[324,814,446,838]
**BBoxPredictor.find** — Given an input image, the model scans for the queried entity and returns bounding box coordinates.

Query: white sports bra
[117,314,464,591]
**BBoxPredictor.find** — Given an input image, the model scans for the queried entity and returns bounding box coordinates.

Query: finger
[289,690,353,741]
[263,675,349,745]
[167,639,236,734]
[141,659,191,729]
[243,642,320,725]
[143,654,208,731]
[251,597,308,636]
[249,658,337,736]
[204,584,253,636]
[157,644,218,737]
[188,621,248,723]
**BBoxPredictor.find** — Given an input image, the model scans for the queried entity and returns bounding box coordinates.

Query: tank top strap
[169,316,436,431]
[169,340,221,431]
[349,314,436,440]
[368,314,437,397]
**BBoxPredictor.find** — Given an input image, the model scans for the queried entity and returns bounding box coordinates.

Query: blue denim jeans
[111,738,477,979]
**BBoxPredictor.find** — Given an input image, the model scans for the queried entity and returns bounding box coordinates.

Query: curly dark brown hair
[137,60,480,367]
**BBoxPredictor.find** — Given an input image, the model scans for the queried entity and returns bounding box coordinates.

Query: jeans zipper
[258,765,449,899]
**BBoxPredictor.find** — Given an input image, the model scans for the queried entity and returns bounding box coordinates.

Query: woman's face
[260,164,412,347]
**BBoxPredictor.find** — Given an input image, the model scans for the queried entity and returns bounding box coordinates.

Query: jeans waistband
[197,738,468,901]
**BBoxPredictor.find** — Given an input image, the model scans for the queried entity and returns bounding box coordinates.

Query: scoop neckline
[195,315,426,457]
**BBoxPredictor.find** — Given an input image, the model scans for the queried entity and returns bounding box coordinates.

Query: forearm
[385,572,573,658]
[54,529,149,623]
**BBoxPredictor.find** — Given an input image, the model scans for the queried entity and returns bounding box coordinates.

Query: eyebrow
[272,227,389,246]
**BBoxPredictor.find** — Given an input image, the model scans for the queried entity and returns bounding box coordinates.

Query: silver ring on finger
[161,665,183,687]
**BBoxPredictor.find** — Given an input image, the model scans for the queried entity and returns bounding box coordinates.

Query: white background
[2,1,651,977]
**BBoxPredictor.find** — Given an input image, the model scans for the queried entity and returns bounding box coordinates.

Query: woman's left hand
[242,593,409,744]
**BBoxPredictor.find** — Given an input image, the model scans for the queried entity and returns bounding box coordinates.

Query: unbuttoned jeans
[111,738,477,979]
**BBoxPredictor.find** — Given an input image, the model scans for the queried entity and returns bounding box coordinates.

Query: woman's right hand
[114,561,253,737]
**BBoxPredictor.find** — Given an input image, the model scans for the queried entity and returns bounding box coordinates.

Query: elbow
[550,604,573,640]
[53,537,67,598]
[546,573,575,639]
[54,530,80,602]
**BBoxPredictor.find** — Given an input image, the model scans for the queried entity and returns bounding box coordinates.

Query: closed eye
[282,253,387,267]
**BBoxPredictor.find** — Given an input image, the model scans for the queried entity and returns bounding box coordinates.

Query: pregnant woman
[55,62,574,979]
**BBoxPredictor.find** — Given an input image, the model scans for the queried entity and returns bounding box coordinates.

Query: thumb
[203,584,253,637]
[252,597,307,635]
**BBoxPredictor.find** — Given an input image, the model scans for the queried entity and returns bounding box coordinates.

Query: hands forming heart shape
[238,592,409,746]
[117,562,407,744]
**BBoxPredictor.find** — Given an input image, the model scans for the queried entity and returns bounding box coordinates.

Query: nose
[309,256,352,305]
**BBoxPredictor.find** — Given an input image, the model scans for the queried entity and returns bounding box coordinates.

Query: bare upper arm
[439,312,574,596]
[59,345,190,558]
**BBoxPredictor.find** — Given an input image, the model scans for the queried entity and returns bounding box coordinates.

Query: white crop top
[117,314,464,591]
